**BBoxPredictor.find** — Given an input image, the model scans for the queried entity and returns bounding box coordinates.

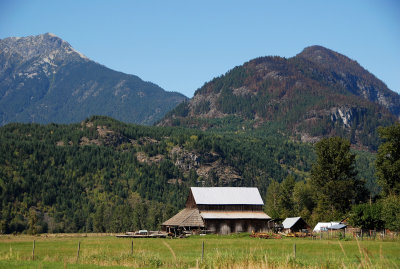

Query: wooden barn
[162,187,271,234]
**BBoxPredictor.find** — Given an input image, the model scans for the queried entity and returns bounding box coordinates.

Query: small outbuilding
[162,187,271,235]
[313,222,340,232]
[282,217,310,233]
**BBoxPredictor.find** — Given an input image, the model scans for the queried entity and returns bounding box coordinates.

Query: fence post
[293,243,296,259]
[201,240,204,262]
[32,240,35,260]
[76,241,80,263]
[131,240,133,255]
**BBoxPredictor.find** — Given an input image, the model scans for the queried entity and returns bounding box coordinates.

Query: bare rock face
[169,146,241,185]
[136,152,165,164]
[0,33,87,62]
[329,107,361,128]
[0,33,88,83]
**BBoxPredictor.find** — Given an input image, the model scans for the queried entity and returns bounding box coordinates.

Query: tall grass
[0,234,399,268]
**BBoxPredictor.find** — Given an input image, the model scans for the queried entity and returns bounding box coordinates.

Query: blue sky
[1,0,399,97]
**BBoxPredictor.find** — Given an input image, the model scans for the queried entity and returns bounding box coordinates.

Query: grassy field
[0,233,399,268]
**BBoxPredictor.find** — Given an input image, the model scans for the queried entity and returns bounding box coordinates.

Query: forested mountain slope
[159,46,400,150]
[0,117,376,233]
[0,33,187,126]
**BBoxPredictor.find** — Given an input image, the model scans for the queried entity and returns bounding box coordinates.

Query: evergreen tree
[265,179,281,219]
[293,180,315,222]
[348,203,384,230]
[278,175,295,218]
[376,123,400,196]
[380,195,400,231]
[310,137,363,220]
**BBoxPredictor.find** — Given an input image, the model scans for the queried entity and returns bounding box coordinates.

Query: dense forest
[0,116,310,233]
[0,116,383,234]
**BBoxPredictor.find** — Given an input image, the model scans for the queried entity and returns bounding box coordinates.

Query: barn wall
[185,191,196,208]
[205,219,270,234]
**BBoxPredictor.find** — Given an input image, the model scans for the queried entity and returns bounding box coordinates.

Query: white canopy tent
[313,222,340,232]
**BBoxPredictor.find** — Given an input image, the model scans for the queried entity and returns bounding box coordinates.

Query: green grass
[0,233,399,268]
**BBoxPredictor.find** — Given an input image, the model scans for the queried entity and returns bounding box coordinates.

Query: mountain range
[0,33,187,126]
[1,33,399,149]
[2,35,397,233]
[159,45,400,150]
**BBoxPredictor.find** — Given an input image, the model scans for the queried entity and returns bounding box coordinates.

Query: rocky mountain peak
[0,33,87,62]
[297,45,341,62]
[296,45,362,73]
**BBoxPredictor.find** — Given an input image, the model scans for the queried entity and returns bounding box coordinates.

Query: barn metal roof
[200,211,271,220]
[328,223,347,230]
[190,187,264,205]
[282,217,302,229]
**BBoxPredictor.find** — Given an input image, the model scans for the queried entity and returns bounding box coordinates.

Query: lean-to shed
[162,187,271,234]
[282,217,310,233]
